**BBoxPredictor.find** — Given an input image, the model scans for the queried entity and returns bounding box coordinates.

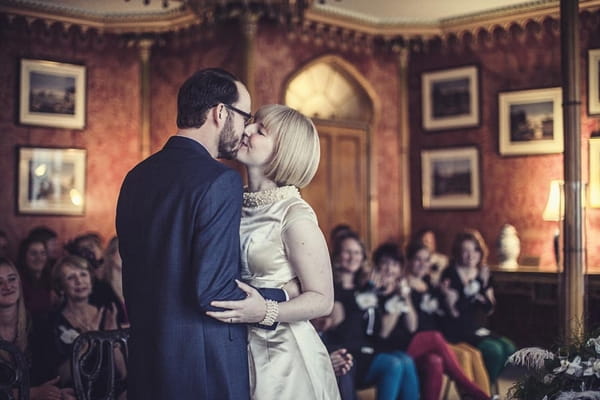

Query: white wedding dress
[240,185,340,400]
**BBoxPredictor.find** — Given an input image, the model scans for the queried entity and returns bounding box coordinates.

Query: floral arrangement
[507,330,600,400]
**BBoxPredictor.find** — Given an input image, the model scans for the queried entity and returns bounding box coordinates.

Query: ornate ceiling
[1,0,600,51]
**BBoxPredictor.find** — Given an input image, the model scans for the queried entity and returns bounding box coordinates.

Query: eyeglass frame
[213,103,253,125]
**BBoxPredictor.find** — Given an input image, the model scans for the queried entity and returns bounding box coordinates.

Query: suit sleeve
[191,170,247,312]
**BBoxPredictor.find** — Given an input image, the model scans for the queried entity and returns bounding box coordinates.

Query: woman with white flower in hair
[321,232,419,400]
[440,229,516,385]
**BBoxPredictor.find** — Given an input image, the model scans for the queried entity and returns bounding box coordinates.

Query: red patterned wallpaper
[409,21,600,270]
[1,14,597,271]
[0,17,140,259]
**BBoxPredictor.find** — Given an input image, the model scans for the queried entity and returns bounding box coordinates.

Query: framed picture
[498,87,563,156]
[421,65,479,131]
[421,146,480,209]
[19,59,86,129]
[589,49,600,115]
[17,147,86,215]
[590,138,600,208]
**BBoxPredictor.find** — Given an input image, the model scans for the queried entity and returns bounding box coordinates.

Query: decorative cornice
[0,3,200,33]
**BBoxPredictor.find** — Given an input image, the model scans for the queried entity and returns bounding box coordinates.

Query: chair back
[71,328,129,400]
[0,339,29,400]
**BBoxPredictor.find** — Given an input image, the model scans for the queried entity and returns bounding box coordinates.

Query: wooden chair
[0,339,30,400]
[71,328,129,400]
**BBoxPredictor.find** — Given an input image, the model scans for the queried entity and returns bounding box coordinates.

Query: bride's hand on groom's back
[206,280,268,324]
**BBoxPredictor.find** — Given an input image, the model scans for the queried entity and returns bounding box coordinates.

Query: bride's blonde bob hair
[256,104,320,189]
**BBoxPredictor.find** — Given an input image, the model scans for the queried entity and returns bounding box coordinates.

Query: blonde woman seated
[48,255,126,394]
[207,105,339,399]
[0,257,76,400]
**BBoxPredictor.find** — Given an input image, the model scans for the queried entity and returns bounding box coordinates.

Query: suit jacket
[116,136,285,400]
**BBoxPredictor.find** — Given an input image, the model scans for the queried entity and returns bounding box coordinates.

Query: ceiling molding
[0,3,200,33]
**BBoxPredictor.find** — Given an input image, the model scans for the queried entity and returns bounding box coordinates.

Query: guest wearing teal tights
[440,229,516,384]
[322,232,419,400]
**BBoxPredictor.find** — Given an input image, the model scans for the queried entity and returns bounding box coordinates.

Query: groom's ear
[210,104,226,127]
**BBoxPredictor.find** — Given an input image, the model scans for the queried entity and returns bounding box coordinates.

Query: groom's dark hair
[177,68,240,129]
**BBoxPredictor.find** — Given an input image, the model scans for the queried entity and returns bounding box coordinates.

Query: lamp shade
[543,180,564,221]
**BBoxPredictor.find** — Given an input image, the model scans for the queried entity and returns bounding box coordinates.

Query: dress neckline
[243,185,299,208]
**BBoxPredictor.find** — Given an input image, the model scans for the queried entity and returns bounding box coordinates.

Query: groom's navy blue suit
[116,136,285,400]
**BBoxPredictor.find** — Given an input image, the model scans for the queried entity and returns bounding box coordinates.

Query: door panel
[302,125,368,249]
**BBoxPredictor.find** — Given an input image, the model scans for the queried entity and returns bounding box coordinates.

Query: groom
[116,68,286,400]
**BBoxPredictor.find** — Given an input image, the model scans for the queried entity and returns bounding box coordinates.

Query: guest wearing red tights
[372,243,490,400]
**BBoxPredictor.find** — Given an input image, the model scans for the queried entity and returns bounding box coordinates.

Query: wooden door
[302,124,368,249]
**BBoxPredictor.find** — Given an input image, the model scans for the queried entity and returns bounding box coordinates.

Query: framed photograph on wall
[421,65,479,131]
[421,146,480,209]
[17,147,86,215]
[498,87,563,156]
[590,137,600,208]
[19,59,86,129]
[589,49,600,115]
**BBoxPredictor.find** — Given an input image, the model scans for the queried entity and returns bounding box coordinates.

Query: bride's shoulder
[282,198,318,231]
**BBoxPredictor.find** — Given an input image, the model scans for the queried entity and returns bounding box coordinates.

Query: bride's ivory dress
[240,186,340,400]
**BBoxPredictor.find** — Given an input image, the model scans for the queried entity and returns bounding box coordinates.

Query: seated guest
[27,227,62,268]
[64,235,127,325]
[412,228,448,286]
[48,255,126,388]
[16,237,56,316]
[440,229,516,384]
[403,240,491,396]
[323,232,419,400]
[372,243,489,400]
[0,257,75,400]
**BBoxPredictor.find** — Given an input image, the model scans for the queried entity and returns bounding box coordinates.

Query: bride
[207,104,340,399]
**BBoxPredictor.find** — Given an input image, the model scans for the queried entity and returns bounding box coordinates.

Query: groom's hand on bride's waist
[206,279,268,324]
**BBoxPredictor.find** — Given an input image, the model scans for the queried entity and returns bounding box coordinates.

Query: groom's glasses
[221,103,254,125]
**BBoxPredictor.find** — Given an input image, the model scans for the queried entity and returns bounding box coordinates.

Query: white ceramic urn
[497,224,520,269]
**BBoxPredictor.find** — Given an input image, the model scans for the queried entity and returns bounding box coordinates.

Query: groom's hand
[206,280,267,323]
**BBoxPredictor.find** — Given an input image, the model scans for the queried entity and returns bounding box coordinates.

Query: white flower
[506,347,555,370]
[58,325,80,344]
[463,279,481,297]
[555,391,600,400]
[583,358,600,378]
[587,336,600,355]
[420,293,439,314]
[566,356,584,377]
[553,356,584,377]
[355,292,378,310]
[385,295,410,315]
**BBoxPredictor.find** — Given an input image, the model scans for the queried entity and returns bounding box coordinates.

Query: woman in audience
[440,229,516,384]
[27,226,61,268]
[412,228,448,286]
[65,234,127,325]
[324,232,419,400]
[372,243,489,400]
[403,240,491,396]
[16,237,56,316]
[0,257,75,400]
[49,255,125,388]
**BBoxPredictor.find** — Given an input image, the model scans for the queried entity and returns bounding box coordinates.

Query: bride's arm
[276,218,334,322]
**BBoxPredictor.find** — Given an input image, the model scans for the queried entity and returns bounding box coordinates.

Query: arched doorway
[284,56,376,248]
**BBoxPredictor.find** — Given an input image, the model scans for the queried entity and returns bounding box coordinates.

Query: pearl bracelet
[259,299,279,326]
